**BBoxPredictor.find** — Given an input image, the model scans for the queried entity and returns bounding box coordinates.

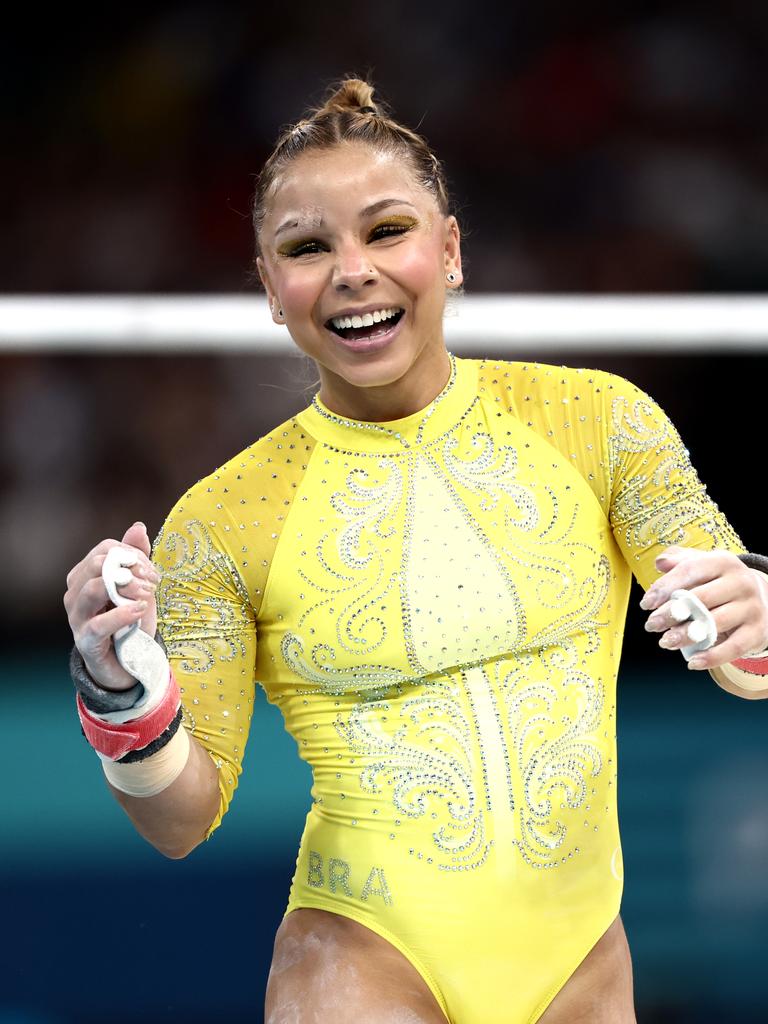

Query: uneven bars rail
[1,295,767,353]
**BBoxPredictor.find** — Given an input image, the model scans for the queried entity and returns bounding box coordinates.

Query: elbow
[151,827,210,861]
[157,843,195,860]
[156,837,204,860]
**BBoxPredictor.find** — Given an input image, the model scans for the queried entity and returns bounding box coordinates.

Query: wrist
[70,645,144,714]
[76,667,181,761]
[70,630,169,715]
[710,662,768,700]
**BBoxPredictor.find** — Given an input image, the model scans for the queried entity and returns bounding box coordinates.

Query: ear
[257,256,283,325]
[443,216,463,285]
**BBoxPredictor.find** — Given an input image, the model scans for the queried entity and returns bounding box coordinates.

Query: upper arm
[153,510,257,838]
[603,374,744,590]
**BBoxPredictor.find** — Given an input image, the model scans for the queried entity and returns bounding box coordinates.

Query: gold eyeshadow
[276,215,418,258]
[276,238,323,258]
[370,215,418,231]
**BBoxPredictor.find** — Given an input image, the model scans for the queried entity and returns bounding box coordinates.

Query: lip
[325,309,406,354]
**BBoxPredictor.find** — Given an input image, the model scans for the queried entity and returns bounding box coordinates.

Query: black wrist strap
[70,631,168,714]
[738,552,768,575]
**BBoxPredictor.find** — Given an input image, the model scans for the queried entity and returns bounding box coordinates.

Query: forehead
[265,144,433,222]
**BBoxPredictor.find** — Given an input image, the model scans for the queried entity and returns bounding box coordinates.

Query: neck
[316,346,452,422]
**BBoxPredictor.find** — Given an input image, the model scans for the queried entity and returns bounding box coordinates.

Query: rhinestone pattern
[153,356,743,906]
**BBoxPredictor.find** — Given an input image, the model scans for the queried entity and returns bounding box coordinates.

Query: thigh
[537,915,636,1024]
[265,907,448,1024]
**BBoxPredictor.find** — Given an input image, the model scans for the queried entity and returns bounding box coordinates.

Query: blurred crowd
[2,1,768,643]
[3,0,768,294]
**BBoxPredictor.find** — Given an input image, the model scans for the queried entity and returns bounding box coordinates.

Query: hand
[640,546,768,670]
[64,522,160,691]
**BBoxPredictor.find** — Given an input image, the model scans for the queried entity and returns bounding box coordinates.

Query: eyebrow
[274,198,417,238]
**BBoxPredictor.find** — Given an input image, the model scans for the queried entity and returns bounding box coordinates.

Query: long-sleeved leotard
[152,356,741,1024]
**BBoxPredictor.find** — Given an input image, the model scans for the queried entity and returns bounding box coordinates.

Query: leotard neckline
[297,353,478,453]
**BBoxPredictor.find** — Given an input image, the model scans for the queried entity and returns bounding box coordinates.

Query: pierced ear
[444,216,463,283]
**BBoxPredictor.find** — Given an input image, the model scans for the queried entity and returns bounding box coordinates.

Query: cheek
[393,241,445,296]
[276,268,322,315]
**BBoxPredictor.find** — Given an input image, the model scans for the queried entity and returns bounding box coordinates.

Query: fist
[64,522,160,691]
[641,546,768,669]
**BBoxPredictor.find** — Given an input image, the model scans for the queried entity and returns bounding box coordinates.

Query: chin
[332,346,421,388]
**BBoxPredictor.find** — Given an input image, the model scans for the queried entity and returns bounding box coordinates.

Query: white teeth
[329,306,402,330]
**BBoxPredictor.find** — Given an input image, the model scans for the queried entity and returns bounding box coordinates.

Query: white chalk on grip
[100,545,170,721]
[669,589,718,661]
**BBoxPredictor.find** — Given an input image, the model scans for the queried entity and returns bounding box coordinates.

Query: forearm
[107,732,221,858]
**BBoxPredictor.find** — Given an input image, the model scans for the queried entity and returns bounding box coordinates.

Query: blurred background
[2,1,768,1021]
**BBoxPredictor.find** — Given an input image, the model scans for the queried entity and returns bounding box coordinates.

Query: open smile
[323,305,406,352]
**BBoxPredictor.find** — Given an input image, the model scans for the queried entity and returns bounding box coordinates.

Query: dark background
[2,3,767,1022]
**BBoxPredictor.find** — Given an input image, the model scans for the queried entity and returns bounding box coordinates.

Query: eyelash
[280,220,416,258]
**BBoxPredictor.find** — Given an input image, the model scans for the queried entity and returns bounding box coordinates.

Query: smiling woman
[253,79,461,421]
[63,76,768,1024]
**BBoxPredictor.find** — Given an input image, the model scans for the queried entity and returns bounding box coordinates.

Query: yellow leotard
[153,356,741,1023]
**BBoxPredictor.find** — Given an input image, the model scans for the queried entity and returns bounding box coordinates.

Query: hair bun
[315,77,379,118]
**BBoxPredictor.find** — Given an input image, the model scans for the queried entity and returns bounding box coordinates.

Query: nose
[331,242,378,291]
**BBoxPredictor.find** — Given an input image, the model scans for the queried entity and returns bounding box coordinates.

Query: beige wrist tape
[99,726,191,797]
[710,662,768,695]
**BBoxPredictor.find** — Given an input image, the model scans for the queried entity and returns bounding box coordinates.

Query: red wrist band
[76,669,181,761]
[731,656,768,676]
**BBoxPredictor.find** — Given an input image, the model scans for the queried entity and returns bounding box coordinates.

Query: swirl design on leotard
[335,677,491,871]
[501,660,604,869]
[608,393,741,552]
[154,517,252,674]
[282,458,406,694]
[282,412,612,872]
[442,430,538,526]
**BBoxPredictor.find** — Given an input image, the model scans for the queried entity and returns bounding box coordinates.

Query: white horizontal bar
[1,295,767,352]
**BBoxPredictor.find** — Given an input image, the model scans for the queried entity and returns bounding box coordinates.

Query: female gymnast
[64,78,768,1023]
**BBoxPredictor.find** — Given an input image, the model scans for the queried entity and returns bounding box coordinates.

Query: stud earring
[446,272,458,284]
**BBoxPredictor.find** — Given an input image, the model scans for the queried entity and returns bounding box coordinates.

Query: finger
[655,595,759,651]
[75,600,148,654]
[66,538,122,590]
[645,577,739,633]
[645,597,690,633]
[103,541,159,583]
[688,626,763,670]
[653,545,695,571]
[121,521,151,558]
[138,596,158,640]
[67,543,159,599]
[688,576,746,613]
[640,550,742,610]
[71,575,156,628]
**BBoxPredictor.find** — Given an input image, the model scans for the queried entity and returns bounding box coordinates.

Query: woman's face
[257,143,462,418]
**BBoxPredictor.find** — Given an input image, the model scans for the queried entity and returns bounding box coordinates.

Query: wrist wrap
[76,668,181,762]
[70,631,168,714]
[734,552,768,674]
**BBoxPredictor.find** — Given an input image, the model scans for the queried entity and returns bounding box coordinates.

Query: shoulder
[152,413,316,595]
[161,414,316,526]
[471,357,647,420]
